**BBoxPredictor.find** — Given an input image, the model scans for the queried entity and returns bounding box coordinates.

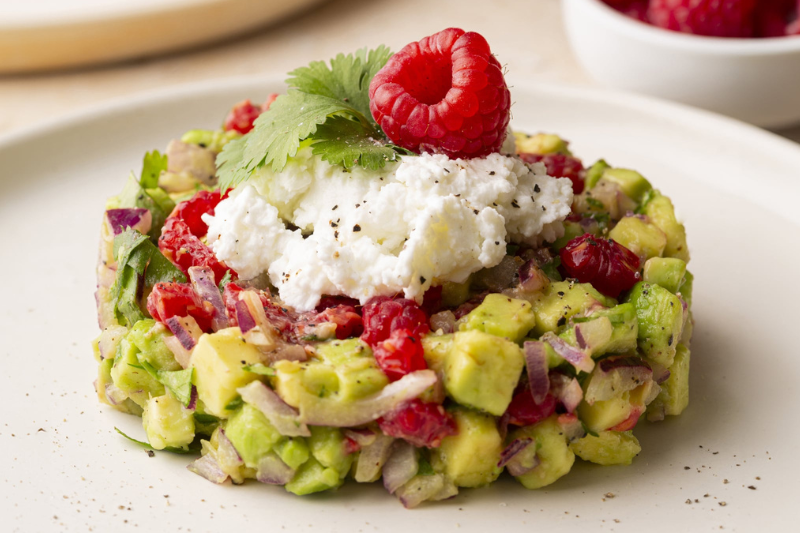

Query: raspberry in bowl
[563,0,800,128]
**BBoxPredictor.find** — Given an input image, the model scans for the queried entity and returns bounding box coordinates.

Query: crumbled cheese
[205,148,573,311]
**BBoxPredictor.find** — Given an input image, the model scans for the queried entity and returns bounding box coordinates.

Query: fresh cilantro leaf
[225,396,244,411]
[193,413,220,425]
[218,270,233,292]
[311,116,409,170]
[242,364,275,376]
[140,150,168,189]
[417,457,435,476]
[111,229,186,327]
[580,421,599,438]
[286,45,393,125]
[138,359,195,406]
[114,427,196,454]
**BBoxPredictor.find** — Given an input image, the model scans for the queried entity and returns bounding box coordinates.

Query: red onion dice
[104,208,152,236]
[237,381,311,437]
[188,266,228,332]
[549,371,583,414]
[187,454,228,484]
[541,332,595,374]
[382,441,419,494]
[523,341,550,404]
[256,453,295,485]
[583,355,653,405]
[354,433,395,483]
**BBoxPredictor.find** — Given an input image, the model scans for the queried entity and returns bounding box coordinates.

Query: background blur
[1,0,799,142]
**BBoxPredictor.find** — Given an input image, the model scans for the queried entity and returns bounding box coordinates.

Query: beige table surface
[1,0,799,143]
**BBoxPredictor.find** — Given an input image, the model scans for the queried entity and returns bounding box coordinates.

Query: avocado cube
[443,330,524,416]
[584,303,639,354]
[284,457,342,496]
[142,392,195,450]
[126,319,182,371]
[308,426,353,478]
[458,293,537,342]
[531,281,616,336]
[679,271,694,310]
[651,343,690,417]
[111,336,165,407]
[626,282,684,367]
[599,168,652,203]
[570,430,641,466]
[514,132,571,155]
[553,219,593,251]
[441,279,472,307]
[584,159,611,190]
[578,393,635,434]
[422,334,453,373]
[510,415,575,489]
[431,407,503,488]
[225,403,282,468]
[190,327,263,418]
[274,437,310,471]
[643,257,687,294]
[642,192,689,262]
[608,216,667,262]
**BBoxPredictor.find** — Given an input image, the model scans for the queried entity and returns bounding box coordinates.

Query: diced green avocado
[608,217,667,262]
[531,281,616,336]
[308,427,353,479]
[142,392,195,450]
[570,430,641,466]
[584,159,611,190]
[111,336,165,407]
[273,341,388,410]
[581,303,639,354]
[578,393,635,434]
[180,128,241,152]
[626,282,684,367]
[224,403,282,468]
[514,132,572,155]
[679,271,694,310]
[126,319,182,371]
[96,357,141,414]
[510,415,575,489]
[458,293,537,342]
[643,257,687,294]
[442,330,524,415]
[190,327,263,418]
[274,437,310,471]
[641,192,689,262]
[285,456,342,495]
[431,407,503,488]
[441,279,472,307]
[422,334,453,374]
[599,168,652,203]
[650,343,690,417]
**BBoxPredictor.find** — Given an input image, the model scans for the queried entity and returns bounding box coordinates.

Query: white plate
[1,78,798,532]
[0,0,325,73]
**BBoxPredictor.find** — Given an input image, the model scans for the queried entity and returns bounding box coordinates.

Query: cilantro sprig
[217,46,410,191]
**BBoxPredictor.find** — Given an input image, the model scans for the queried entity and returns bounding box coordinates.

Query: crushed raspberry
[146,282,215,332]
[559,233,641,298]
[608,408,643,431]
[378,399,457,448]
[159,217,233,285]
[223,94,279,134]
[601,0,651,22]
[372,328,427,382]
[519,152,585,194]
[503,389,557,427]
[648,0,758,37]
[360,297,430,346]
[316,304,363,340]
[369,28,511,159]
[169,190,224,237]
[420,285,444,316]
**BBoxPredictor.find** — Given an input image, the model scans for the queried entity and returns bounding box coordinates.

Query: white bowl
[563,0,800,128]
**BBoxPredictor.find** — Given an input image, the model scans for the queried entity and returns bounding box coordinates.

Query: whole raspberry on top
[648,0,758,38]
[369,28,511,159]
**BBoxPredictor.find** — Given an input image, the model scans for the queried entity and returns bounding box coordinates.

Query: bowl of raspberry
[563,0,800,128]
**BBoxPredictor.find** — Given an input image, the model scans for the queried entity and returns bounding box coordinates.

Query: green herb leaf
[193,413,220,425]
[242,364,276,376]
[140,150,168,189]
[114,427,196,454]
[218,270,233,292]
[225,396,244,411]
[138,360,195,406]
[311,116,409,170]
[417,457,435,476]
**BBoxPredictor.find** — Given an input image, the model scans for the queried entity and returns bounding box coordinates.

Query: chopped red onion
[549,371,583,413]
[499,437,541,476]
[186,386,198,411]
[430,477,458,502]
[188,266,228,332]
[237,381,311,437]
[396,474,446,509]
[574,317,613,354]
[354,433,395,483]
[498,437,534,469]
[217,429,243,468]
[430,311,456,334]
[187,454,228,484]
[104,384,128,406]
[165,315,203,351]
[542,332,595,374]
[256,453,295,485]
[299,370,438,427]
[518,259,549,293]
[343,428,377,448]
[584,355,653,405]
[523,341,550,404]
[264,344,309,363]
[237,291,279,350]
[162,335,193,369]
[166,139,216,184]
[104,208,152,236]
[235,299,257,334]
[382,441,419,494]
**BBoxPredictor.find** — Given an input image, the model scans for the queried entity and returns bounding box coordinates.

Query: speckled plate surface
[1,77,798,532]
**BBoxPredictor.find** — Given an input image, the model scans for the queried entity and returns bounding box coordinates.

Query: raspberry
[378,399,457,448]
[159,217,233,284]
[315,304,363,340]
[753,0,796,36]
[146,282,215,332]
[372,329,427,382]
[369,28,511,159]
[602,0,650,21]
[559,233,641,298]
[648,0,758,37]
[360,296,429,346]
[169,190,224,237]
[519,152,585,194]
[504,389,557,428]
[223,94,278,134]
